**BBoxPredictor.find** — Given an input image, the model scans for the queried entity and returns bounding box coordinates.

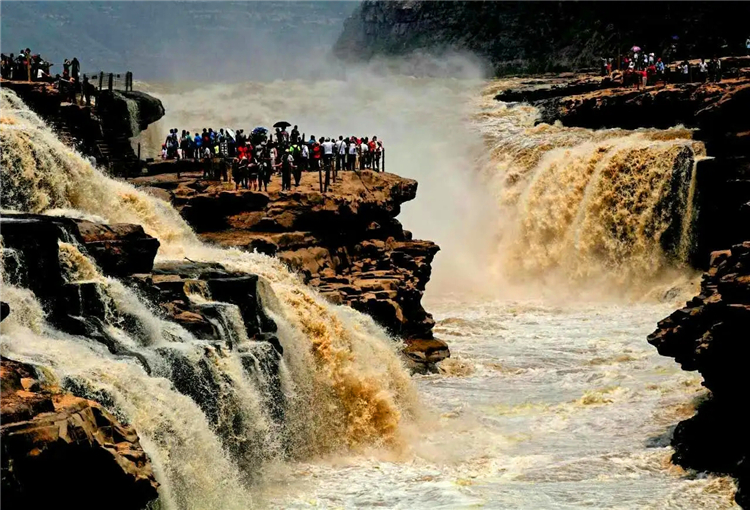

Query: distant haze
[1,1,358,82]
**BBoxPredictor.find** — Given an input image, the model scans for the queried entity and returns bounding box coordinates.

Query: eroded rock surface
[1,357,159,510]
[649,243,750,508]
[131,170,444,350]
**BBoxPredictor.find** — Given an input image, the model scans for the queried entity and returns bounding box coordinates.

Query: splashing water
[473,81,704,301]
[0,87,419,507]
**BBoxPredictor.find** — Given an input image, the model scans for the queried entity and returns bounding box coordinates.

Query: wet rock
[649,242,750,507]
[1,357,159,510]
[402,338,451,374]
[74,221,161,276]
[131,171,444,347]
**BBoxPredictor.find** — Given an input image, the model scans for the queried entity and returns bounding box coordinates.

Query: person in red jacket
[311,136,322,171]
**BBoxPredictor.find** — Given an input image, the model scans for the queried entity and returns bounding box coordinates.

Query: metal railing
[82,71,134,92]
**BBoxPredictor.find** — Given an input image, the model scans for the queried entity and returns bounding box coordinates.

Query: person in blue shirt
[194,133,202,161]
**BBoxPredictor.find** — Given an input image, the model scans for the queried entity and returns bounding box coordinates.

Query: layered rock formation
[1,212,286,507]
[334,1,750,75]
[502,72,750,267]
[648,244,750,507]
[1,357,159,510]
[131,170,445,360]
[0,80,164,175]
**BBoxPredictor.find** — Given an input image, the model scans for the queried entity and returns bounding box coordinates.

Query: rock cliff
[334,1,750,75]
[648,244,750,508]
[1,80,164,176]
[130,169,447,365]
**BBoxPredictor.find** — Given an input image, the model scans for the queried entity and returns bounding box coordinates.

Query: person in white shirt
[335,136,345,173]
[321,138,335,186]
[699,59,708,82]
[359,138,369,170]
[348,140,357,171]
[301,143,309,172]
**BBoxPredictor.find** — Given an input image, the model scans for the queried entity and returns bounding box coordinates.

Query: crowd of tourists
[1,48,96,105]
[600,43,728,89]
[162,125,385,193]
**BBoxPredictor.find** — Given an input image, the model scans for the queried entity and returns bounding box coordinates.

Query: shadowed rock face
[649,243,750,508]
[131,170,446,359]
[1,357,160,510]
[334,1,750,75]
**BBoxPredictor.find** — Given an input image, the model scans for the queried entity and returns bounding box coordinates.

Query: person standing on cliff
[348,138,357,171]
[300,141,310,173]
[373,137,383,172]
[699,59,708,83]
[289,141,302,186]
[337,136,347,173]
[194,132,203,161]
[71,57,80,82]
[276,148,295,191]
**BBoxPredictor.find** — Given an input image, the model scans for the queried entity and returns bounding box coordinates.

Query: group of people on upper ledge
[601,49,727,90]
[1,49,96,106]
[162,125,385,194]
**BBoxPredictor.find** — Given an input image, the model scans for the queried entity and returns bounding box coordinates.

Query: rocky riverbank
[0,212,283,508]
[130,168,448,368]
[334,1,750,75]
[494,68,750,507]
[648,243,750,507]
[1,356,159,510]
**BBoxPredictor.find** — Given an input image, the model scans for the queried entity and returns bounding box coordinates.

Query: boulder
[1,358,159,510]
[74,220,161,276]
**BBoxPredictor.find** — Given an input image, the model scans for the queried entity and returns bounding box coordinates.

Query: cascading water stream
[0,88,420,508]
[473,82,705,300]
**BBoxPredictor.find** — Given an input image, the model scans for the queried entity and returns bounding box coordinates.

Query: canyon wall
[334,1,750,75]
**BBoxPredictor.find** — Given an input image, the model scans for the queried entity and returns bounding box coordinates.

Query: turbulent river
[0,63,738,509]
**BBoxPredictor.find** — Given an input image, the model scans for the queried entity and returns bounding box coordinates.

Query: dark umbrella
[273,121,292,129]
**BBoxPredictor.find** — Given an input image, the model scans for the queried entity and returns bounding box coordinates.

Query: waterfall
[0,88,419,508]
[115,90,142,139]
[474,83,705,298]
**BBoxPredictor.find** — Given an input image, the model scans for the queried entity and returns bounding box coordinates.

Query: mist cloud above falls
[139,53,497,296]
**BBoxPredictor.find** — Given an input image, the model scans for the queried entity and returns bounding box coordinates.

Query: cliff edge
[130,168,447,367]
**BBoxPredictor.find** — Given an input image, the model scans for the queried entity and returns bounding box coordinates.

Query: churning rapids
[0,67,738,509]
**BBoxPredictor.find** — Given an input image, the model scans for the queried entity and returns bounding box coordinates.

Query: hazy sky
[1,1,359,82]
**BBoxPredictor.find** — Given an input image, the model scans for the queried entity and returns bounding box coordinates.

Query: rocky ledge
[1,356,159,510]
[648,243,750,508]
[131,169,448,363]
[1,79,164,176]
